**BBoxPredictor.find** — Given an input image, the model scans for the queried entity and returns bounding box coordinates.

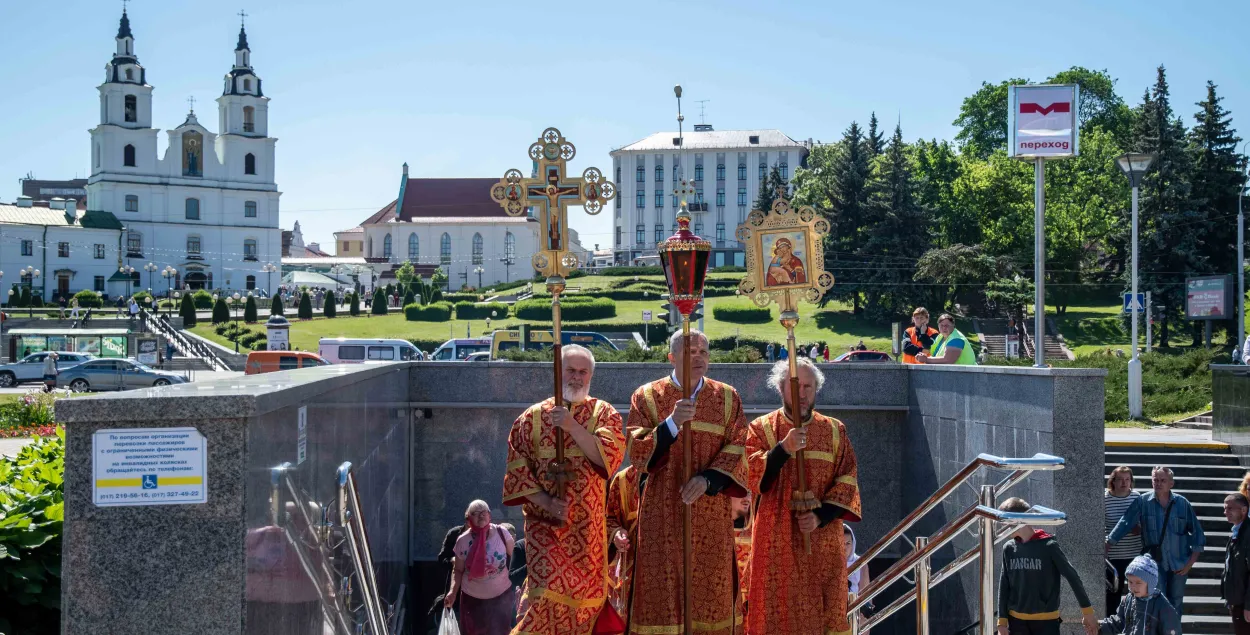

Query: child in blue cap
[1099,554,1180,634]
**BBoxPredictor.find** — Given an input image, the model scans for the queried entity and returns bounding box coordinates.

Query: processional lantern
[490,127,616,501]
[736,187,835,553]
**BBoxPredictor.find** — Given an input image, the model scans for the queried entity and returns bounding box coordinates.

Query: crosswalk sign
[1123,293,1145,314]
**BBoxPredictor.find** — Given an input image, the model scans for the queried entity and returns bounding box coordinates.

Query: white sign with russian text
[93,427,207,506]
[1008,84,1080,159]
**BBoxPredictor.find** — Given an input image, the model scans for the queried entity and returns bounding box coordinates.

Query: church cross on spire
[117,0,133,39]
[235,9,250,51]
[238,9,247,26]
[187,95,196,114]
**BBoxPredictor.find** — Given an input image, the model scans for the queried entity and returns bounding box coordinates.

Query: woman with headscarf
[844,524,872,630]
[445,500,515,635]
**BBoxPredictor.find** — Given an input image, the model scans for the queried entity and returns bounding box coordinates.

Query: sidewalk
[1106,425,1228,448]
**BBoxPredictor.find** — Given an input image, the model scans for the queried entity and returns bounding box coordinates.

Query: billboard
[1186,275,1233,320]
[1007,84,1080,159]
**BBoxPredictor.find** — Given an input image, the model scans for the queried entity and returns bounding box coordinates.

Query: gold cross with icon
[490,128,616,278]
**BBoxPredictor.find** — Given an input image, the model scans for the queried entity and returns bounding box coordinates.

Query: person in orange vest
[901,307,938,364]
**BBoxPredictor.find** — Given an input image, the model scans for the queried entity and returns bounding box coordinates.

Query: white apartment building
[609,126,810,267]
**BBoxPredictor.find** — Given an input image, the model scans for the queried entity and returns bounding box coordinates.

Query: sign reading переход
[93,427,207,506]
[1007,84,1080,159]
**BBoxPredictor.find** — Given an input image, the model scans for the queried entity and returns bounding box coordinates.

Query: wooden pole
[681,316,694,635]
[781,291,810,554]
[550,282,567,502]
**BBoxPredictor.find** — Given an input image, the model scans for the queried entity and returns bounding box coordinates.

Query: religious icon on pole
[736,187,834,553]
[489,128,616,501]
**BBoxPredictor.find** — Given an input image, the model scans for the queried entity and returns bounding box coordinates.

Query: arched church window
[408,234,419,262]
[123,144,136,167]
[472,233,483,265]
[243,106,254,133]
[124,95,136,122]
[182,131,203,177]
[440,233,451,265]
[185,198,200,220]
[243,78,251,91]
[125,68,133,81]
[505,232,516,259]
[383,235,392,259]
[244,153,256,175]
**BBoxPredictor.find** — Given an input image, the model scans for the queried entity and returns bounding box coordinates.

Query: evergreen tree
[371,288,388,315]
[403,290,415,307]
[324,291,337,318]
[244,295,258,323]
[298,291,313,319]
[19,287,30,308]
[1133,66,1201,347]
[1188,81,1244,287]
[385,283,395,298]
[270,293,284,317]
[912,139,971,247]
[350,292,361,317]
[180,294,197,328]
[212,298,230,324]
[865,112,885,159]
[857,124,931,320]
[753,165,788,213]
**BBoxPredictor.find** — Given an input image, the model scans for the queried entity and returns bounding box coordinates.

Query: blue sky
[2,0,1247,251]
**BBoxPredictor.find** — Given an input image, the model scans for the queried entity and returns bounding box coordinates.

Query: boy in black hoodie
[997,498,1098,635]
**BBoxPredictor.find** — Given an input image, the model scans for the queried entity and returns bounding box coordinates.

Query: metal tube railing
[848,453,1064,579]
[337,461,390,635]
[978,485,996,635]
[270,462,352,635]
[915,536,930,635]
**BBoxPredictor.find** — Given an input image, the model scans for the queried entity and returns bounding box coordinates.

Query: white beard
[563,385,589,403]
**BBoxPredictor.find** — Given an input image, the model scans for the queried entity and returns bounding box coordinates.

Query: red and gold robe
[605,465,642,625]
[733,523,752,635]
[502,397,626,635]
[744,409,861,635]
[627,376,749,635]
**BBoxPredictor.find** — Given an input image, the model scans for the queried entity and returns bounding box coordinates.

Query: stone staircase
[1174,412,1215,431]
[1105,443,1243,635]
[975,317,1075,361]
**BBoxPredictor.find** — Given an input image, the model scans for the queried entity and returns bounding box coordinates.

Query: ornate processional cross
[490,128,617,278]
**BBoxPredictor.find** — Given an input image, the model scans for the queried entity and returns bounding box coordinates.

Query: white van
[317,338,423,364]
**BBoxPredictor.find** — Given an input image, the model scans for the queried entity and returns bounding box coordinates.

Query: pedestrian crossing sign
[1123,293,1145,314]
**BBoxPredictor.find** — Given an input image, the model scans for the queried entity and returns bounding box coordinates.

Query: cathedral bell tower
[216,12,275,182]
[90,8,157,178]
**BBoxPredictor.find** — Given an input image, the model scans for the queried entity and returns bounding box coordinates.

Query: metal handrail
[270,463,353,635]
[849,453,1064,577]
[337,461,390,635]
[847,453,1066,635]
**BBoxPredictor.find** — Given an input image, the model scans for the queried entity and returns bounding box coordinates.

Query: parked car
[0,352,97,387]
[429,338,492,361]
[464,352,492,362]
[58,358,189,392]
[318,338,423,364]
[245,351,330,375]
[832,350,893,363]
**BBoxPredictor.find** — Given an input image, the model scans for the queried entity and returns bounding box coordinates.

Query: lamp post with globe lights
[1116,151,1155,419]
[119,264,136,302]
[22,266,40,318]
[262,263,278,298]
[162,266,178,307]
[144,262,158,293]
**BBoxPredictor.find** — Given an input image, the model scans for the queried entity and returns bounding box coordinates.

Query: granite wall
[1213,365,1250,461]
[58,364,412,635]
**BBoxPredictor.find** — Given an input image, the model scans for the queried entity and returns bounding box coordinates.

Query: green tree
[403,289,415,307]
[243,295,258,323]
[985,276,1035,324]
[19,287,31,308]
[298,291,313,319]
[913,243,1009,313]
[431,269,449,294]
[1188,81,1244,287]
[953,78,1029,160]
[913,139,973,247]
[211,298,229,324]
[180,294,197,327]
[350,292,360,317]
[1133,67,1201,347]
[396,261,416,291]
[385,283,395,298]
[857,124,932,319]
[1048,66,1133,143]
[324,290,337,318]
[753,165,788,213]
[270,293,284,317]
[371,288,388,315]
[865,113,885,159]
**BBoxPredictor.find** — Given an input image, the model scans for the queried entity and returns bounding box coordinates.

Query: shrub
[211,298,230,324]
[371,288,388,316]
[324,291,337,318]
[238,331,264,348]
[407,338,448,352]
[405,302,453,322]
[249,338,269,351]
[710,346,764,363]
[430,288,444,303]
[485,279,530,294]
[498,342,667,362]
[213,323,229,336]
[520,320,667,346]
[244,295,258,322]
[385,283,395,298]
[403,290,415,307]
[180,294,197,328]
[598,266,663,277]
[455,301,508,320]
[0,429,64,633]
[192,289,214,309]
[515,297,616,321]
[298,292,313,320]
[270,294,284,317]
[19,287,31,307]
[72,290,104,308]
[712,305,772,324]
[443,292,483,303]
[350,292,361,316]
[713,265,747,273]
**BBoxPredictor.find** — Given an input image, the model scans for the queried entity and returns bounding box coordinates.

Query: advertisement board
[1186,275,1233,320]
[1007,84,1080,159]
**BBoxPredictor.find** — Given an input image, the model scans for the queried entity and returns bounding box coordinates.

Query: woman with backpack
[444,500,515,635]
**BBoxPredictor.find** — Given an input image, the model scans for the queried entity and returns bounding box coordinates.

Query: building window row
[716,164,725,180]
[58,242,69,258]
[655,191,664,208]
[409,234,419,261]
[440,233,451,264]
[655,165,664,182]
[94,244,105,259]
[636,191,645,209]
[472,233,483,265]
[123,144,136,167]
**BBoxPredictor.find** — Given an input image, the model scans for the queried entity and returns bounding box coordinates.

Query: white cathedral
[81,9,280,294]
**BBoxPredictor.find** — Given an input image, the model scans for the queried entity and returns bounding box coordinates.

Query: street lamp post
[1117,152,1155,419]
[262,263,278,301]
[119,265,136,302]
[144,262,158,293]
[22,266,40,319]
[474,266,484,289]
[171,291,180,319]
[1238,141,1250,360]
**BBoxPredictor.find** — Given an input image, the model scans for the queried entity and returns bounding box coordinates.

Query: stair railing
[848,453,1067,635]
[337,461,394,635]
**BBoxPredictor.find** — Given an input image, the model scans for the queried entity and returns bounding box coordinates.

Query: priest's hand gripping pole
[548,276,570,504]
[782,291,817,554]
[681,315,694,635]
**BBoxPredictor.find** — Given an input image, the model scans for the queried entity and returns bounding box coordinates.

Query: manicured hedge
[443,292,483,303]
[519,320,667,346]
[73,290,104,308]
[192,289,215,309]
[404,302,453,322]
[408,338,448,353]
[597,266,663,276]
[485,279,530,294]
[712,305,772,324]
[455,301,508,320]
[514,297,615,321]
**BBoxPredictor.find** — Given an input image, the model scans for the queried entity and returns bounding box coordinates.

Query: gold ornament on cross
[490,127,617,279]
